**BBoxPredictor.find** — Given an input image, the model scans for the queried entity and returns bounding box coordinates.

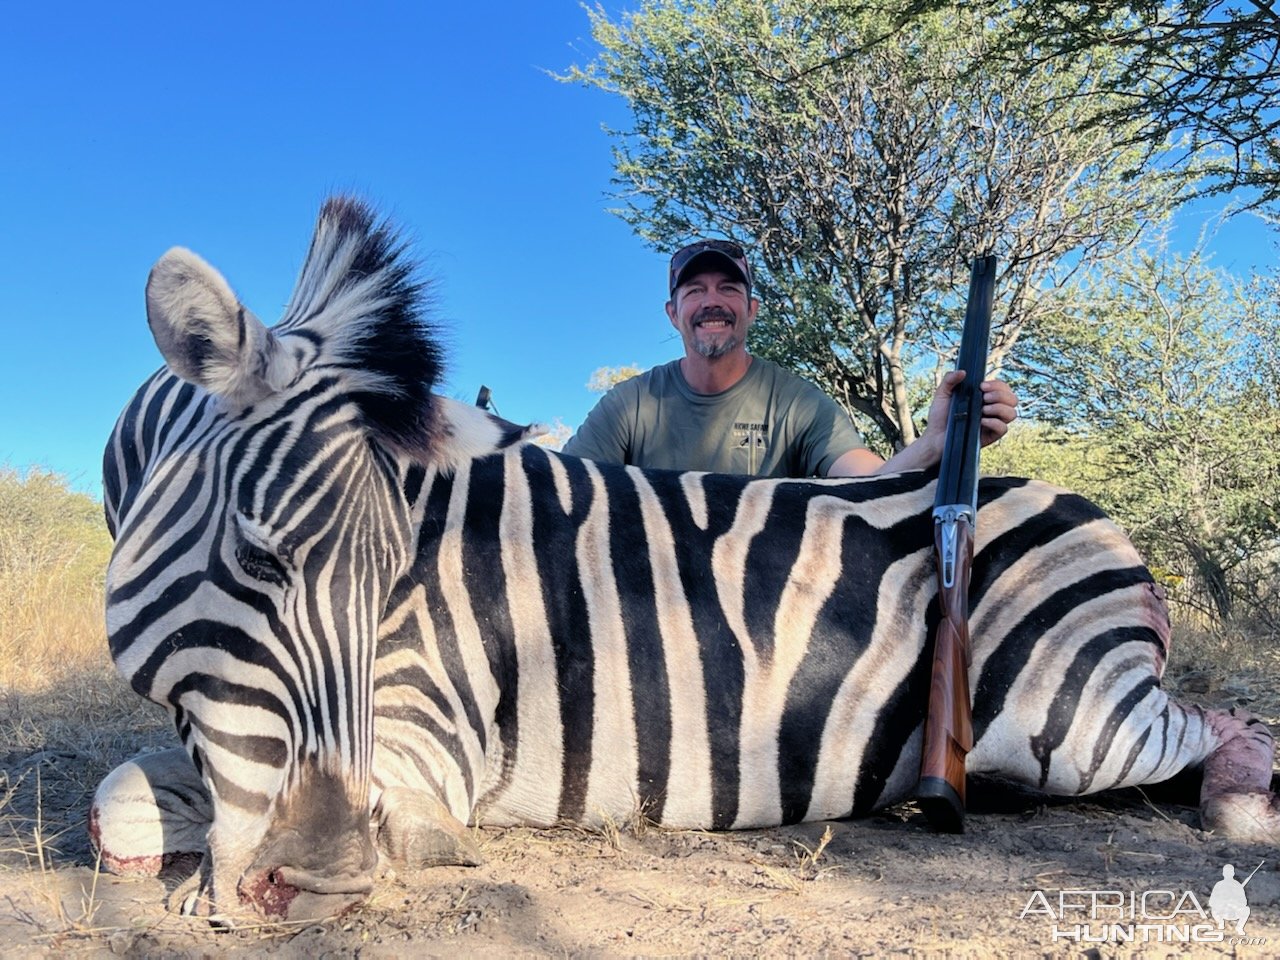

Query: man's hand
[925,371,1018,448]
[825,373,1019,478]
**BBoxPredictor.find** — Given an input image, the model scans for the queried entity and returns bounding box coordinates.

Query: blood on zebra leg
[1199,709,1280,843]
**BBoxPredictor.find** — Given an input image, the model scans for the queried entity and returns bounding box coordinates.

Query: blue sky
[2,1,1277,496]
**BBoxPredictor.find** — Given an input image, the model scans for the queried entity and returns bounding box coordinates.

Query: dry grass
[0,466,112,693]
[1164,616,1280,730]
[0,466,165,754]
[0,466,169,880]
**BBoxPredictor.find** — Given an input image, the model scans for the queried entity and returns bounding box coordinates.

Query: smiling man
[563,239,1018,478]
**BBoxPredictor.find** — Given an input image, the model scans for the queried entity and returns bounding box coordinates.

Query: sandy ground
[1,670,1277,958]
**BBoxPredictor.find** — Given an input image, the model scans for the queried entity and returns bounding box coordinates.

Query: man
[564,239,1018,476]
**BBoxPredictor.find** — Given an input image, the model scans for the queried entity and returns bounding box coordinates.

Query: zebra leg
[1199,708,1280,843]
[1014,694,1279,842]
[89,747,211,879]
[372,787,483,868]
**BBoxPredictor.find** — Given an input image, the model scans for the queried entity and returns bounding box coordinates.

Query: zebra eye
[235,541,289,587]
[234,514,291,588]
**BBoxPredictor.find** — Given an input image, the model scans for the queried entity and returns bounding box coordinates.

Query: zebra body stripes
[378,447,1203,830]
[92,199,1280,922]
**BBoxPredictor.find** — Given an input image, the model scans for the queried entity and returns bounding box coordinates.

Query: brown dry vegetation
[0,466,1277,957]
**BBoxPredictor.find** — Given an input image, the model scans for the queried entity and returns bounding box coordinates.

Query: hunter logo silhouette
[1209,862,1263,934]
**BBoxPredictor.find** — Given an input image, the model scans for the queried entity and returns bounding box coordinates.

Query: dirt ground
[1,666,1277,959]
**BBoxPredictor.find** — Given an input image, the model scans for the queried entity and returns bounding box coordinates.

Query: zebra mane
[276,197,444,454]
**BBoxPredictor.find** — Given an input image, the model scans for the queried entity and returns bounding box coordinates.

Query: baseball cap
[668,239,753,296]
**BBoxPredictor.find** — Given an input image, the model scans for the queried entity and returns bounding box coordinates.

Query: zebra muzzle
[238,864,375,920]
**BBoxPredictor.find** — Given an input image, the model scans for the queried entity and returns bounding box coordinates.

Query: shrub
[0,466,114,694]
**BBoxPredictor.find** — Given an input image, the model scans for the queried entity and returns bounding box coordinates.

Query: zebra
[91,197,1280,923]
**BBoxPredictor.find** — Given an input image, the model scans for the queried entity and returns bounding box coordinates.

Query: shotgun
[917,254,997,833]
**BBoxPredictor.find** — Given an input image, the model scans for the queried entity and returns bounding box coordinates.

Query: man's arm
[826,372,1018,478]
[562,381,636,464]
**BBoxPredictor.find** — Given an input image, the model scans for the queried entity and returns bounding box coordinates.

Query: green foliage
[1009,246,1280,620]
[855,0,1280,211]
[0,466,111,587]
[565,0,1189,450]
[982,424,1120,504]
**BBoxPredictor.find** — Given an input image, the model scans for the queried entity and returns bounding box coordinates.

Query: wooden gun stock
[918,516,976,832]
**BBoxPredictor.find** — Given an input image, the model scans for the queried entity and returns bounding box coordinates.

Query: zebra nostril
[239,868,302,918]
[238,870,293,916]
[238,864,373,921]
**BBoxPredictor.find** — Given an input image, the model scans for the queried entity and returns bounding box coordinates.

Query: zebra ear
[422,396,545,471]
[146,247,297,406]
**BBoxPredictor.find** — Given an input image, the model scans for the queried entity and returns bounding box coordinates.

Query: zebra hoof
[165,859,211,917]
[373,787,483,869]
[1201,790,1280,844]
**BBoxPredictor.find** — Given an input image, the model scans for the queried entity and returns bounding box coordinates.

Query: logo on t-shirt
[732,421,769,472]
[733,421,769,449]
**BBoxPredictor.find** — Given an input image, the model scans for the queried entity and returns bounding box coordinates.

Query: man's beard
[691,307,741,358]
[693,335,742,359]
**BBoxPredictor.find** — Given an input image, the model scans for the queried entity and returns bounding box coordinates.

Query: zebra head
[103,198,532,920]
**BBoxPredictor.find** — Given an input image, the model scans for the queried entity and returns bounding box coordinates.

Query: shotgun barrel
[917,254,997,833]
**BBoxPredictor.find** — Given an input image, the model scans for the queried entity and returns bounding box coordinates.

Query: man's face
[666,269,759,360]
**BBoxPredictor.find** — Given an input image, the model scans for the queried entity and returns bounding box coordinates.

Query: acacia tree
[850,0,1280,211]
[1009,245,1280,620]
[567,0,1188,451]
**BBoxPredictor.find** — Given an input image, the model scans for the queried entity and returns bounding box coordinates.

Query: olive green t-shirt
[562,358,864,477]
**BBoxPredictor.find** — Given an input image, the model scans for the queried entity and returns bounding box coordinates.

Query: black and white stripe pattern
[371,444,1214,832]
[93,198,1276,920]
[99,199,471,912]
